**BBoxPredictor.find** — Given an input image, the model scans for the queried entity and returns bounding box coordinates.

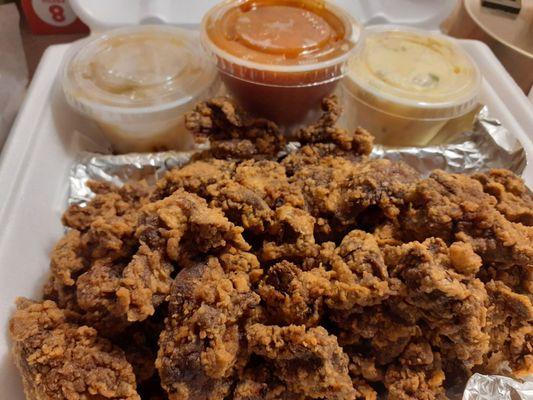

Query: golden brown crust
[9,298,140,400]
[10,95,533,399]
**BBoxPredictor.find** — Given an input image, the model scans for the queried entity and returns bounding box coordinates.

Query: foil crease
[462,374,533,400]
[69,150,197,205]
[67,106,531,398]
[371,107,526,175]
[69,106,527,206]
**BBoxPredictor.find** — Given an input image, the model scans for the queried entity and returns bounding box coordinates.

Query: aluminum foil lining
[69,150,197,205]
[67,105,531,398]
[69,105,527,206]
[463,373,533,400]
[372,107,526,175]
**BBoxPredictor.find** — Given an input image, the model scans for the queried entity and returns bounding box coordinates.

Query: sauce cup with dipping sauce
[63,25,219,153]
[201,0,360,128]
[341,26,481,147]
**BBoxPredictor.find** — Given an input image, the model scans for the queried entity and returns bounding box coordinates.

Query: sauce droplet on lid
[234,5,333,57]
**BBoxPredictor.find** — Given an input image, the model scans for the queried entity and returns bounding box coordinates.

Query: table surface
[20,21,86,79]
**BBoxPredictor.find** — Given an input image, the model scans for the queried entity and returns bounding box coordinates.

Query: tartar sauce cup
[201,0,361,128]
[342,26,482,146]
[63,25,219,153]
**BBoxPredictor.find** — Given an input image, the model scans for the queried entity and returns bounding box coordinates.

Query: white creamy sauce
[349,31,477,103]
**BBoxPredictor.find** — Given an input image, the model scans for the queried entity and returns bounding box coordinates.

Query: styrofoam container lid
[344,25,481,120]
[69,0,222,31]
[62,25,218,124]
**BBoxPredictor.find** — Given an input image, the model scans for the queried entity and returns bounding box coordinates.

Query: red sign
[21,0,89,35]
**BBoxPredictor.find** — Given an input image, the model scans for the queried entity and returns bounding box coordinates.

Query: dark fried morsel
[157,257,260,400]
[294,95,374,156]
[246,324,356,399]
[185,97,286,159]
[10,298,140,400]
[9,95,533,400]
[472,169,533,226]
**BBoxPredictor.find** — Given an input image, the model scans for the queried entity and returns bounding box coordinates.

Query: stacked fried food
[10,97,533,400]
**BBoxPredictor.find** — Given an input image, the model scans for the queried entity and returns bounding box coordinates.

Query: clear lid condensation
[345,25,482,120]
[63,25,217,121]
[201,0,361,86]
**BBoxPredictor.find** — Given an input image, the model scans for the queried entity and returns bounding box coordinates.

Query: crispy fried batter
[402,170,533,266]
[258,260,331,327]
[10,94,533,400]
[483,280,533,375]
[384,238,490,368]
[10,298,140,400]
[63,180,151,231]
[294,95,374,156]
[157,257,260,400]
[246,324,355,400]
[185,97,286,159]
[473,169,533,226]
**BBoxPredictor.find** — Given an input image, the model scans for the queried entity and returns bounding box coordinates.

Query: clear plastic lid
[201,0,361,86]
[63,25,217,121]
[344,25,482,120]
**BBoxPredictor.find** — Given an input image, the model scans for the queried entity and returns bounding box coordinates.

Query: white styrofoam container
[1,1,532,398]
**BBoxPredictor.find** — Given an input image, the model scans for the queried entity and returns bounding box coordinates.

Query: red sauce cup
[201,0,360,128]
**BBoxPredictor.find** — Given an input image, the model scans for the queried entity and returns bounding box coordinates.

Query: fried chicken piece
[50,229,86,287]
[63,180,151,231]
[233,160,305,209]
[483,280,533,376]
[288,155,357,236]
[138,188,249,262]
[473,169,533,226]
[288,157,418,237]
[384,238,490,368]
[336,306,420,364]
[209,180,274,234]
[207,159,306,235]
[384,353,446,400]
[402,170,533,267]
[246,324,355,399]
[260,231,393,327]
[261,206,319,262]
[153,159,236,200]
[47,241,172,334]
[218,247,264,284]
[9,298,139,400]
[116,243,173,322]
[48,188,250,335]
[75,260,130,336]
[185,97,286,159]
[344,159,419,222]
[281,143,364,176]
[157,257,260,400]
[258,261,331,327]
[326,230,394,310]
[294,95,374,156]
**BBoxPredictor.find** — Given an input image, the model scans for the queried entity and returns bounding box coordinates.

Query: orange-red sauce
[205,0,349,66]
[203,0,357,126]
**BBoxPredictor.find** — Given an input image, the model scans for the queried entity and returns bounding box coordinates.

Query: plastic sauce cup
[341,26,481,146]
[201,0,360,128]
[63,25,219,153]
